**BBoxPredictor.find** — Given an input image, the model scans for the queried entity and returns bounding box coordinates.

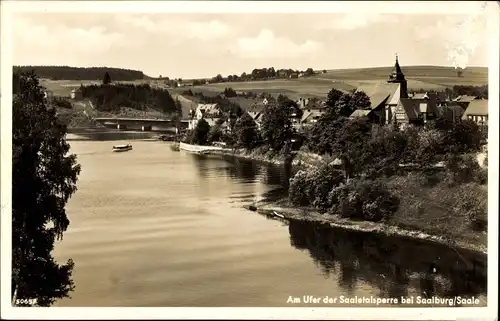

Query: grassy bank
[200,145,487,254]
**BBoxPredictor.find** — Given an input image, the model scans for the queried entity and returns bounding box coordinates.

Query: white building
[188,103,222,129]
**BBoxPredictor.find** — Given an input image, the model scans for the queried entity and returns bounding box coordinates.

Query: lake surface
[53,131,487,307]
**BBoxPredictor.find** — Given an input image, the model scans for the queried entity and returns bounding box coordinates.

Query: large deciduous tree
[234,113,259,149]
[325,88,344,110]
[12,72,81,306]
[260,101,293,151]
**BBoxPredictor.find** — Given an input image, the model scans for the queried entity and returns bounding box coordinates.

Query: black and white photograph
[1,1,498,320]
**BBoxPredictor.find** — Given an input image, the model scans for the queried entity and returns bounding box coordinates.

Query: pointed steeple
[389,53,405,81]
[387,53,408,99]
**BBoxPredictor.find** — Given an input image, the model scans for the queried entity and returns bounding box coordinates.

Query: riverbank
[179,143,488,255]
[201,145,323,168]
[246,200,487,255]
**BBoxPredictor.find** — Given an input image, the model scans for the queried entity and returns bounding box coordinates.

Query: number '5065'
[15,298,37,306]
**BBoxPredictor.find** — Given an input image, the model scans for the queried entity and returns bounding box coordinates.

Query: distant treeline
[186,67,321,85]
[79,84,181,115]
[13,66,146,81]
[413,85,488,100]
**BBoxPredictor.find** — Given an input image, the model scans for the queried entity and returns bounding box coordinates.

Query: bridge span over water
[94,117,190,131]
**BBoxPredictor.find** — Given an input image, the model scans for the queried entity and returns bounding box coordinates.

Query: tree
[12,72,81,306]
[333,93,356,118]
[366,125,407,177]
[208,122,223,143]
[174,97,183,117]
[349,91,371,110]
[191,118,211,145]
[325,88,344,110]
[234,113,259,148]
[331,118,373,179]
[102,71,111,85]
[260,101,294,151]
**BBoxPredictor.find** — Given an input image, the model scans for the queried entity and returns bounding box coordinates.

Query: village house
[391,90,442,127]
[300,110,323,128]
[247,111,263,129]
[452,95,478,109]
[392,97,439,128]
[70,88,83,100]
[188,103,222,129]
[296,98,327,128]
[277,70,289,78]
[410,92,447,107]
[462,99,488,126]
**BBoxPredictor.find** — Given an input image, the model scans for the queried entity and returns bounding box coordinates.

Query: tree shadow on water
[288,220,487,306]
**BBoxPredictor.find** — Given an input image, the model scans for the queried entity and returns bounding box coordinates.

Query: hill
[13,66,147,81]
[33,65,488,102]
[190,65,488,100]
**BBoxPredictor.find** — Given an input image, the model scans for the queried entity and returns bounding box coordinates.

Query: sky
[10,2,491,79]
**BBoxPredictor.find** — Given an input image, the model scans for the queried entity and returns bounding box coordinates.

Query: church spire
[387,53,408,98]
[389,53,405,81]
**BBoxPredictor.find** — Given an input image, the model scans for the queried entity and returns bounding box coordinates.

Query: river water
[53,131,487,307]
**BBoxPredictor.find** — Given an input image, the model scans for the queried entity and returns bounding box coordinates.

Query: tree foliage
[324,89,371,121]
[12,72,81,306]
[13,66,145,81]
[234,113,259,149]
[191,118,211,145]
[79,83,178,114]
[259,101,294,151]
[330,118,373,179]
[325,88,344,110]
[102,72,112,85]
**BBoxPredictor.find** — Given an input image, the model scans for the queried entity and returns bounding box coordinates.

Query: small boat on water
[112,144,133,152]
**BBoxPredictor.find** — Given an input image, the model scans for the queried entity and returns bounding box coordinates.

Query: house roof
[438,104,464,117]
[409,96,439,114]
[197,103,220,115]
[301,110,323,123]
[453,95,477,103]
[349,109,372,118]
[198,103,218,109]
[355,82,400,109]
[301,98,326,110]
[248,102,266,113]
[462,99,488,118]
[413,93,428,99]
[398,99,420,120]
[248,111,262,121]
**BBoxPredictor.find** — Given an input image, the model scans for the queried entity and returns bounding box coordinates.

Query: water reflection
[190,154,293,189]
[67,130,158,141]
[287,220,487,306]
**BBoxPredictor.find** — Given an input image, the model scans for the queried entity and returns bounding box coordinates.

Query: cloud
[415,13,487,69]
[318,13,399,30]
[115,15,231,41]
[234,29,323,59]
[13,16,126,57]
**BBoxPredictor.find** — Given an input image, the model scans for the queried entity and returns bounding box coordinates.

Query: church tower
[387,54,408,99]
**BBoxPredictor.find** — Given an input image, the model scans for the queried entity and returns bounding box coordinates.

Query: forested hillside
[13,66,146,81]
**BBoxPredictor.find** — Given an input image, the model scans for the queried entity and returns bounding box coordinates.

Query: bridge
[94,117,190,131]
